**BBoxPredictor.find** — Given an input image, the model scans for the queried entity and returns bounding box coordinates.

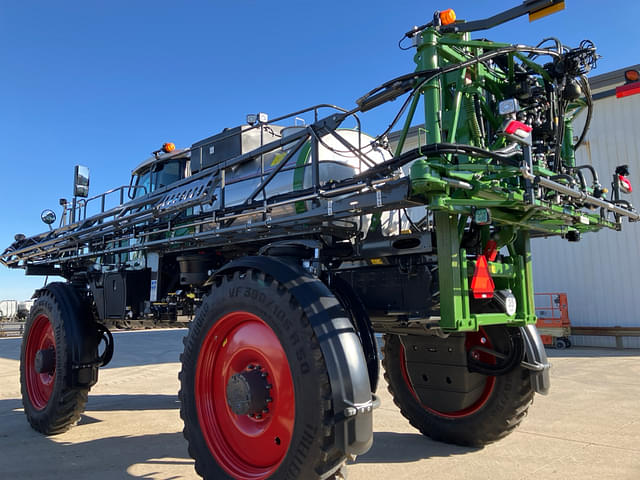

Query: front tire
[179,270,345,479]
[20,285,91,434]
[383,326,534,447]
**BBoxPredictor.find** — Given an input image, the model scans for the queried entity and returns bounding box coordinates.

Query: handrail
[73,185,149,223]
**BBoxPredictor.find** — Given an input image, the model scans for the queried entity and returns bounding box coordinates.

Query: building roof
[589,64,640,99]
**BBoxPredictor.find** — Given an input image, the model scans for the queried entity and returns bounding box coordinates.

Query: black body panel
[90,269,150,320]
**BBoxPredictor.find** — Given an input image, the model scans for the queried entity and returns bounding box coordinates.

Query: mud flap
[213,256,376,456]
[34,284,101,389]
[520,324,551,395]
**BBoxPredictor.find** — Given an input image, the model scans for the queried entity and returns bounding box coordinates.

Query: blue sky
[0,0,637,300]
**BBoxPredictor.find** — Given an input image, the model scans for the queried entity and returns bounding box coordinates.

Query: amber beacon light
[439,8,456,25]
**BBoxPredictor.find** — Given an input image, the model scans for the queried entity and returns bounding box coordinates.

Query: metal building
[389,65,640,348]
[531,64,640,348]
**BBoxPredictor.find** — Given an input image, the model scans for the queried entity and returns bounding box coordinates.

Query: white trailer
[0,299,18,320]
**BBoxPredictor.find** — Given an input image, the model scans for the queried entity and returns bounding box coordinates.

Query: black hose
[573,75,593,149]
[353,142,520,182]
[550,174,576,185]
[572,164,599,186]
[573,169,587,191]
[467,329,524,376]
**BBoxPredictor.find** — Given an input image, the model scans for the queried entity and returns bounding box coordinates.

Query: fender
[520,324,551,395]
[212,256,376,456]
[329,275,380,393]
[34,283,102,389]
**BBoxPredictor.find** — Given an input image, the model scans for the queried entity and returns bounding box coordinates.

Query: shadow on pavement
[85,394,180,412]
[0,337,21,361]
[0,394,180,419]
[545,347,640,358]
[0,396,192,479]
[354,431,478,464]
[1,430,193,479]
[0,329,188,367]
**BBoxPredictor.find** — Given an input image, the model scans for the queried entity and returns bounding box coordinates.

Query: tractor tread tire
[179,270,345,480]
[382,331,534,447]
[20,285,90,435]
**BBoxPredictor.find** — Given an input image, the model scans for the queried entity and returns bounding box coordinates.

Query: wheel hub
[34,347,56,375]
[226,365,272,417]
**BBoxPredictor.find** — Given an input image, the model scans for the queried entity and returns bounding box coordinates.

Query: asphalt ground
[1,329,639,480]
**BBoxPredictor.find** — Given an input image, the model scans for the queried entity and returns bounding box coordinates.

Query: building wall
[388,79,640,347]
[531,92,640,347]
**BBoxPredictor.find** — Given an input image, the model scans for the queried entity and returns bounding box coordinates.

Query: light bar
[529,0,565,22]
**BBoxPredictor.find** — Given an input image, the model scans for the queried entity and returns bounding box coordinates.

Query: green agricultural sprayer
[2,1,637,478]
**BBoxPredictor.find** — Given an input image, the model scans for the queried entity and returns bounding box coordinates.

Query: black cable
[356,45,561,112]
[398,35,414,51]
[372,46,562,143]
[402,208,421,232]
[573,75,592,149]
[352,142,520,183]
[323,44,563,159]
[531,37,564,56]
[467,329,524,376]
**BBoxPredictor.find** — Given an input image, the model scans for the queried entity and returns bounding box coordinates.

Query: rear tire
[383,326,534,447]
[179,270,345,479]
[20,285,91,435]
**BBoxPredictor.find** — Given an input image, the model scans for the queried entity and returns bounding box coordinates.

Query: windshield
[132,159,185,199]
[155,160,182,189]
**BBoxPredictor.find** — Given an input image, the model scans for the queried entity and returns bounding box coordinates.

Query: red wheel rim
[195,311,295,479]
[399,328,496,419]
[25,314,56,410]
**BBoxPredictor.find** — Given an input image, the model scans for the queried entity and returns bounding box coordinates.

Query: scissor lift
[535,292,572,349]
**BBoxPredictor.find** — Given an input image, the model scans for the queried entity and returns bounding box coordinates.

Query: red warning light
[483,240,498,262]
[619,175,633,194]
[504,120,533,137]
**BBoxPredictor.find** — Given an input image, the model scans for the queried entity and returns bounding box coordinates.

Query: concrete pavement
[1,329,639,479]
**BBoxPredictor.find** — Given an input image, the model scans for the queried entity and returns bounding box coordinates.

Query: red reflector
[619,175,633,193]
[471,255,495,299]
[483,240,498,262]
[616,82,640,98]
[504,120,533,136]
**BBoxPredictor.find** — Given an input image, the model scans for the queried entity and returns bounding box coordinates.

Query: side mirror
[74,165,90,198]
[41,209,57,226]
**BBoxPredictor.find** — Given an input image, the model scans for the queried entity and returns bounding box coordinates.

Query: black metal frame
[0,105,409,272]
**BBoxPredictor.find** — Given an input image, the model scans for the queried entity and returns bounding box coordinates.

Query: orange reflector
[471,255,495,299]
[439,8,456,25]
[529,1,565,22]
[625,69,640,83]
[162,142,176,153]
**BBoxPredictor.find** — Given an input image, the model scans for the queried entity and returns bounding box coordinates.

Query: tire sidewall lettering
[222,283,310,377]
[182,273,339,479]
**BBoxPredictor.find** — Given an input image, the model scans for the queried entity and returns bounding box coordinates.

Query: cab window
[133,170,152,199]
[154,160,183,189]
[131,159,185,199]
